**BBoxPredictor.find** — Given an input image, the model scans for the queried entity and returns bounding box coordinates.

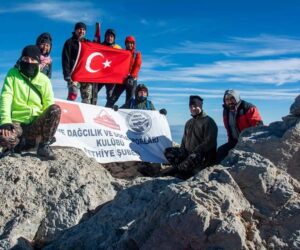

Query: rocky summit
[0,95,300,250]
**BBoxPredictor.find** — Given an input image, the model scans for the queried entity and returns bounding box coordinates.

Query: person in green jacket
[0,45,61,160]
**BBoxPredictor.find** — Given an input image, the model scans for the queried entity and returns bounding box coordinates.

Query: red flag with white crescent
[71,41,131,84]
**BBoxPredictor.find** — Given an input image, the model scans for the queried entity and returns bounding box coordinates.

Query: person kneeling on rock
[0,45,61,160]
[163,95,218,179]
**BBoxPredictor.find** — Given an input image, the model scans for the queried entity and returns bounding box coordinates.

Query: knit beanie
[74,22,86,30]
[21,45,41,63]
[189,95,203,106]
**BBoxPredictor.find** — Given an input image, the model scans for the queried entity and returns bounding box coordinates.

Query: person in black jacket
[164,95,218,179]
[62,22,92,103]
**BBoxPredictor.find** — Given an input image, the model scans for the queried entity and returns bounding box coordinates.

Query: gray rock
[0,147,118,249]
[290,94,300,116]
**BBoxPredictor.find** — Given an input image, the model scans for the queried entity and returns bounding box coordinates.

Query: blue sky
[0,0,299,126]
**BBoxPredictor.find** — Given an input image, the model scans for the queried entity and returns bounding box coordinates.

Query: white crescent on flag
[85,52,104,73]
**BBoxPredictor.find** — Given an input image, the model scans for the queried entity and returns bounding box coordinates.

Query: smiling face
[38,43,51,55]
[189,99,202,116]
[125,41,134,50]
[105,34,115,44]
[75,27,86,39]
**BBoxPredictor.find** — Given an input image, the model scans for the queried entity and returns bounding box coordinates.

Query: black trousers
[105,80,137,108]
[216,140,237,163]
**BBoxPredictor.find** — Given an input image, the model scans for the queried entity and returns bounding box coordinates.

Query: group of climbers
[0,21,264,180]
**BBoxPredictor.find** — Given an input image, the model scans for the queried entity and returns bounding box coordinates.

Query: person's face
[137,89,147,98]
[75,28,86,39]
[39,43,51,55]
[125,41,134,50]
[225,95,237,110]
[21,56,39,64]
[189,99,202,116]
[106,34,115,44]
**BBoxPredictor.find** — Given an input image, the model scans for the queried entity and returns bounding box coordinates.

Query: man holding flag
[62,22,92,103]
[71,28,131,105]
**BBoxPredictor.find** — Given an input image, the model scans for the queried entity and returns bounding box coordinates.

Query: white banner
[53,99,173,163]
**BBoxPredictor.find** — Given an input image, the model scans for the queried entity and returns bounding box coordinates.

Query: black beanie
[36,32,52,46]
[189,95,203,106]
[105,28,116,38]
[74,22,86,30]
[21,45,41,63]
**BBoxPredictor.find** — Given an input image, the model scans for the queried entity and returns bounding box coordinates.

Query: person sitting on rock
[0,45,61,160]
[217,89,263,163]
[163,95,218,179]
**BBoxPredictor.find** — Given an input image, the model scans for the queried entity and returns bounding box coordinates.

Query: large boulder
[44,167,264,250]
[0,148,118,249]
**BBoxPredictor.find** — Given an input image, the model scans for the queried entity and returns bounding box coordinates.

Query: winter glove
[159,108,167,115]
[113,105,119,111]
[176,153,199,172]
[126,75,136,88]
[164,147,185,165]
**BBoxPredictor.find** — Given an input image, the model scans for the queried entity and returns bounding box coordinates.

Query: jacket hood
[125,36,136,51]
[223,89,241,104]
[36,32,52,54]
[135,84,148,98]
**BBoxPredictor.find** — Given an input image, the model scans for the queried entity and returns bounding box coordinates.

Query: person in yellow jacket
[0,45,61,160]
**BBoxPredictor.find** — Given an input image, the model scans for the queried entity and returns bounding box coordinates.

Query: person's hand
[176,153,197,172]
[159,108,167,115]
[126,75,136,87]
[113,105,119,111]
[0,123,15,137]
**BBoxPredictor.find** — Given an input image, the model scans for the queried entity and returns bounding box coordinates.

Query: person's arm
[193,117,218,155]
[246,106,263,126]
[130,52,142,78]
[0,71,14,125]
[41,77,55,110]
[61,40,71,81]
[149,101,155,110]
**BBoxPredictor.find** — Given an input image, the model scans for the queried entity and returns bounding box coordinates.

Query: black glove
[113,105,119,111]
[159,108,167,115]
[176,153,197,172]
[126,76,136,87]
[176,153,203,172]
[0,123,14,131]
[164,147,184,165]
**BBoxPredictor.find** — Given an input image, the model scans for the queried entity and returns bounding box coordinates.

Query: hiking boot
[0,148,21,158]
[37,142,56,160]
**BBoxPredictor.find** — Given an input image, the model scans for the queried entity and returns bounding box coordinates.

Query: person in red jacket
[105,35,142,107]
[217,89,263,163]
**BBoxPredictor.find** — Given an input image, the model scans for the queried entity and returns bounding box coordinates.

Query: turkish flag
[55,101,85,124]
[71,41,131,84]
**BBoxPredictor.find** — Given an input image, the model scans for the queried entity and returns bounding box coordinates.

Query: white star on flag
[103,59,112,68]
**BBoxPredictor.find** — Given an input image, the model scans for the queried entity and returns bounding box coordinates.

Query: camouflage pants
[0,104,61,149]
[80,83,93,104]
[67,82,95,104]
